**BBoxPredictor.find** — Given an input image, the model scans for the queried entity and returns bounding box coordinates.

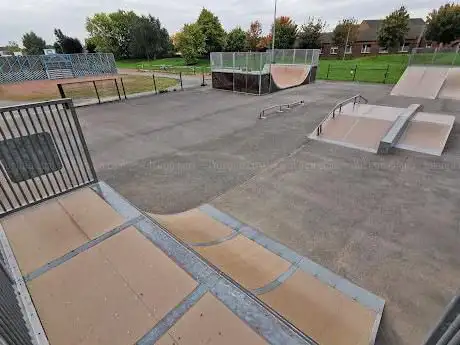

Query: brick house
[320,18,435,58]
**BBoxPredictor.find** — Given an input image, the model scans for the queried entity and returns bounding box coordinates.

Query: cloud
[0,0,445,46]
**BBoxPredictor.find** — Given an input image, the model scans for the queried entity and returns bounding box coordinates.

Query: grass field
[0,75,178,102]
[116,52,460,84]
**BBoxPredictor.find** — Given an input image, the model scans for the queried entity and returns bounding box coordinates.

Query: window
[379,47,388,54]
[330,46,338,55]
[399,44,409,52]
[426,42,432,48]
[361,44,371,54]
[345,45,352,54]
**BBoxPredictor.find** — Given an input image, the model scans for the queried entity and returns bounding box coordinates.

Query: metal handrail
[259,100,305,119]
[314,94,368,136]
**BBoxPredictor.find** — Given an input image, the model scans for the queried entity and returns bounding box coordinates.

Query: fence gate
[0,99,98,218]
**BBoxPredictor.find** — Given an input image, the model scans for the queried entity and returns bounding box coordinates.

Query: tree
[332,18,359,49]
[225,27,247,51]
[258,35,272,50]
[22,32,46,55]
[196,8,226,54]
[272,16,298,49]
[129,15,171,59]
[377,6,410,52]
[5,41,21,53]
[85,38,97,53]
[176,23,205,65]
[246,21,263,51]
[54,28,84,54]
[297,17,326,49]
[86,10,138,58]
[426,3,460,44]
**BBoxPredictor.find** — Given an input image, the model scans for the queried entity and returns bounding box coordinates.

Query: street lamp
[269,0,278,92]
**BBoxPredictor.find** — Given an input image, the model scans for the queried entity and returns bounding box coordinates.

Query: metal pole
[343,25,351,61]
[120,77,127,99]
[93,80,101,104]
[152,73,157,93]
[432,47,438,64]
[180,72,184,91]
[114,79,121,100]
[452,45,459,66]
[269,0,277,93]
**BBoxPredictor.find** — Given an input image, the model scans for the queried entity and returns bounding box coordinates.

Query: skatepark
[0,48,460,345]
[210,49,319,94]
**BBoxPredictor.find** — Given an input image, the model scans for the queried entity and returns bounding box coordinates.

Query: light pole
[343,25,351,61]
[271,0,277,62]
[269,0,278,92]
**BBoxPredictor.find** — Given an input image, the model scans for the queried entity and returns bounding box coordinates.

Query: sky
[0,0,447,46]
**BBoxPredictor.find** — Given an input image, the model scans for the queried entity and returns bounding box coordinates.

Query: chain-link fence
[0,53,117,84]
[210,49,320,95]
[409,47,460,66]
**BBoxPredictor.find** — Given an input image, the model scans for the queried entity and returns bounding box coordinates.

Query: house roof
[357,18,425,42]
[320,32,333,44]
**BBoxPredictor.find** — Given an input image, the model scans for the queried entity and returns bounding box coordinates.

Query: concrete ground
[76,81,460,345]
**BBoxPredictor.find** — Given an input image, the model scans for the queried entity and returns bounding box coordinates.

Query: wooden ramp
[151,205,385,345]
[0,182,316,345]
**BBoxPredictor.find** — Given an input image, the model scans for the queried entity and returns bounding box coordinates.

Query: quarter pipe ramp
[270,64,311,90]
[391,66,451,99]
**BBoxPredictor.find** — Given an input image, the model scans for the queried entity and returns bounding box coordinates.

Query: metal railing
[259,100,305,119]
[315,95,368,136]
[0,249,34,345]
[0,99,98,217]
[58,78,127,106]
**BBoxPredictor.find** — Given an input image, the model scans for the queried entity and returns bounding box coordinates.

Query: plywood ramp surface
[27,240,157,345]
[1,188,124,275]
[27,227,198,345]
[156,293,269,345]
[260,270,377,345]
[196,234,291,290]
[95,227,198,320]
[153,209,233,243]
[438,67,460,100]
